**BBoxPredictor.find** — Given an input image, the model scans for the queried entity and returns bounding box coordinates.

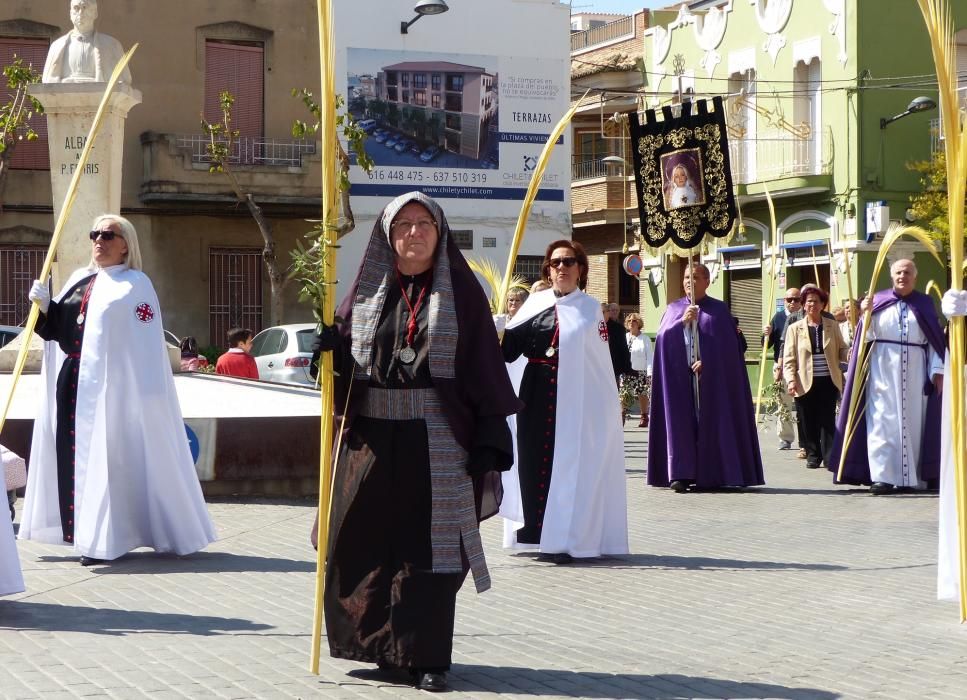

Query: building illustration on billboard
[348,49,499,169]
[347,47,567,203]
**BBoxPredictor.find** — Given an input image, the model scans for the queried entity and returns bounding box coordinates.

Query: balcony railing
[727,126,832,185]
[570,16,634,52]
[175,134,317,167]
[572,159,612,181]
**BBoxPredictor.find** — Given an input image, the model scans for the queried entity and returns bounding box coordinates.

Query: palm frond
[468,257,529,314]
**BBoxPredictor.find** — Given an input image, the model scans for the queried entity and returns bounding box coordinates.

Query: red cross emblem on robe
[135,302,155,323]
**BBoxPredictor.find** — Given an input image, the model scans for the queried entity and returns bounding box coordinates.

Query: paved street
[2,419,967,699]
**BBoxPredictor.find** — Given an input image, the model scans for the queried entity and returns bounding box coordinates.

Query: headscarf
[350,191,457,382]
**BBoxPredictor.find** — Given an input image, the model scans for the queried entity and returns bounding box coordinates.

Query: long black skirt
[324,416,467,671]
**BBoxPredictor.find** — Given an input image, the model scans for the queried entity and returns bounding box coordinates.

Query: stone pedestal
[29,83,141,289]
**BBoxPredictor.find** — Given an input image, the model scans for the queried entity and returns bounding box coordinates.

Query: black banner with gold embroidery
[629,96,737,249]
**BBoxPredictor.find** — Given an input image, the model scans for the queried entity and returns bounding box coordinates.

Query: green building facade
[633,0,967,348]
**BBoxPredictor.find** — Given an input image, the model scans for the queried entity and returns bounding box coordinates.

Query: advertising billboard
[347,48,567,204]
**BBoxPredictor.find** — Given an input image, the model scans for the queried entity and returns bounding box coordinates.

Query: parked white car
[0,325,22,349]
[249,323,318,386]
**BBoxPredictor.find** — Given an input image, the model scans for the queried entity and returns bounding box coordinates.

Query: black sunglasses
[89,230,119,241]
[549,256,578,268]
[784,297,800,302]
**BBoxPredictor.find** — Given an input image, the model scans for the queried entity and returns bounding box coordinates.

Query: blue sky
[569,0,671,14]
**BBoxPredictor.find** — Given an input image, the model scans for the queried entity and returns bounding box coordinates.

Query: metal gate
[208,247,263,347]
[0,246,45,326]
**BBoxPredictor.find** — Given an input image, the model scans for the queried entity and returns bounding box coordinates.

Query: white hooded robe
[499,288,629,558]
[19,265,216,560]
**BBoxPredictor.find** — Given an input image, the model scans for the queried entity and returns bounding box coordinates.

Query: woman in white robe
[21,214,216,566]
[498,240,628,564]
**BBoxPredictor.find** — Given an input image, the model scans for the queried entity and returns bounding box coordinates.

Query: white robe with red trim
[20,265,216,560]
[499,288,629,558]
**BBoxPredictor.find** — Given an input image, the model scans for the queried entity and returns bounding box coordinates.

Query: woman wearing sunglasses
[22,214,215,567]
[497,239,628,565]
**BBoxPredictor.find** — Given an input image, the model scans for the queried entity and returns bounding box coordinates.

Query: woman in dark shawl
[311,192,520,692]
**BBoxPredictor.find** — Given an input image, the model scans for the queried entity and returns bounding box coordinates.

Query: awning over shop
[720,244,760,270]
[781,239,827,250]
[780,239,829,267]
[718,244,759,254]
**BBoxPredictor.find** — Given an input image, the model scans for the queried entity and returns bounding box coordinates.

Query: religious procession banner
[628,96,737,250]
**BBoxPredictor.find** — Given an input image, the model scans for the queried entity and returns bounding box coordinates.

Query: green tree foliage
[199,89,373,326]
[288,89,374,327]
[908,150,967,253]
[0,56,44,205]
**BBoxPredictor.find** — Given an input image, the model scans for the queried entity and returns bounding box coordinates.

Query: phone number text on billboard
[367,169,491,185]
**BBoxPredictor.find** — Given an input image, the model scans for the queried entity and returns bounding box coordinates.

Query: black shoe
[552,553,573,565]
[79,556,105,567]
[417,672,448,692]
[806,462,822,469]
[870,482,894,495]
[670,480,688,493]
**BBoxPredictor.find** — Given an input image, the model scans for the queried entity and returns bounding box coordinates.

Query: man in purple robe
[828,259,944,494]
[647,263,764,492]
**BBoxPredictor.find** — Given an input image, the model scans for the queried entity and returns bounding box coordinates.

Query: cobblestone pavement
[2,420,967,699]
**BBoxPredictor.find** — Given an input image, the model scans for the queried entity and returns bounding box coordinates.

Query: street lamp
[401,0,449,34]
[879,96,937,129]
[601,155,626,169]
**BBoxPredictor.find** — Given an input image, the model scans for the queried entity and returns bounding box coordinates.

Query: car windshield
[296,329,317,353]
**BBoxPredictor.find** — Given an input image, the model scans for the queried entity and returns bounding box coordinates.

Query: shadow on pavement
[0,601,273,637]
[576,553,846,572]
[505,551,845,571]
[327,666,840,699]
[36,551,316,574]
[753,487,859,496]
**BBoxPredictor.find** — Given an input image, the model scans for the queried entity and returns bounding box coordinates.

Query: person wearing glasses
[648,263,764,493]
[763,287,803,451]
[829,259,944,495]
[496,240,628,565]
[782,286,850,470]
[309,192,520,692]
[22,214,216,567]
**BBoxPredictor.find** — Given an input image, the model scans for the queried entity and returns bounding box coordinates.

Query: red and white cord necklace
[76,276,96,326]
[396,268,430,365]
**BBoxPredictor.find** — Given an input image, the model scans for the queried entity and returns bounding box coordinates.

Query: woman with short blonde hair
[623,313,654,427]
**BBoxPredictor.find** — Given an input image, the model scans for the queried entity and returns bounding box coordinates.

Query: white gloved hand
[28,279,50,314]
[493,313,508,334]
[942,289,967,319]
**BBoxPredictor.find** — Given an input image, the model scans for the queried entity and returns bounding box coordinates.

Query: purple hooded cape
[331,192,522,518]
[647,294,764,487]
[827,288,945,485]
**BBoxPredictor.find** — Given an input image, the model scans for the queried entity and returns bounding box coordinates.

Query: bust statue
[42,0,132,84]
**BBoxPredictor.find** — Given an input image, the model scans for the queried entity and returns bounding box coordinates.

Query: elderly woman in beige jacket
[783,285,850,470]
